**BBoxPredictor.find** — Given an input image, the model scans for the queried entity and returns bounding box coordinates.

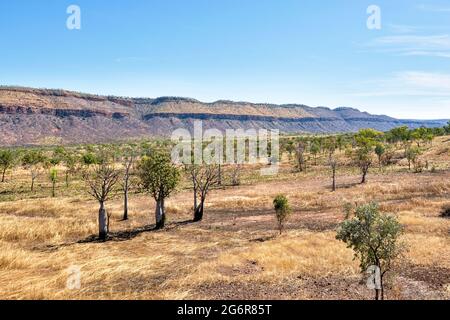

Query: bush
[273,195,291,235]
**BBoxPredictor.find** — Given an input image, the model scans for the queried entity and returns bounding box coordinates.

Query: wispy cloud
[346,71,450,98]
[371,34,450,49]
[396,71,450,90]
[387,24,421,34]
[368,34,450,58]
[401,50,450,58]
[417,4,450,12]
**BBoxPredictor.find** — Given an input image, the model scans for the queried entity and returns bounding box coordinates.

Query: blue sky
[1,0,449,119]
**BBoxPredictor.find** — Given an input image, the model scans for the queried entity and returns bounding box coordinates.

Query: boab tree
[336,203,404,300]
[138,152,180,230]
[82,155,120,240]
[188,163,220,222]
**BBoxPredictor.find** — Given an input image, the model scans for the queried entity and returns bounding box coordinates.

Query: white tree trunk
[99,202,108,240]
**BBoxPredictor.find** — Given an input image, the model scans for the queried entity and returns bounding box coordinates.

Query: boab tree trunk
[194,200,205,222]
[98,202,108,240]
[155,198,165,230]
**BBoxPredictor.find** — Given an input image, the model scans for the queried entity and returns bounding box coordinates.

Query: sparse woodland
[0,123,449,300]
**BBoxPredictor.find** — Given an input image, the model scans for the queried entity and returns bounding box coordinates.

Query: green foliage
[22,150,46,167]
[273,194,292,234]
[137,151,180,201]
[386,126,410,144]
[445,121,450,135]
[336,202,404,279]
[0,149,16,182]
[49,168,58,182]
[49,168,58,197]
[405,146,422,170]
[82,152,98,166]
[374,143,385,158]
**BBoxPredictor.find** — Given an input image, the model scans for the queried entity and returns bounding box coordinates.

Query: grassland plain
[0,136,449,300]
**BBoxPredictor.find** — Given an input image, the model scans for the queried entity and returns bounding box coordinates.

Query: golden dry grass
[0,137,449,300]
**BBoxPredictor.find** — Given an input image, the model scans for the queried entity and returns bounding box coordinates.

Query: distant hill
[0,86,447,146]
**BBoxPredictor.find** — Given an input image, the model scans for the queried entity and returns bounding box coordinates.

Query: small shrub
[273,195,291,235]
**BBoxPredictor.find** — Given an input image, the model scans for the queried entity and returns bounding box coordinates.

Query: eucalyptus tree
[337,203,404,300]
[273,195,291,235]
[354,129,381,184]
[0,149,16,183]
[374,143,385,171]
[49,168,58,198]
[120,145,139,221]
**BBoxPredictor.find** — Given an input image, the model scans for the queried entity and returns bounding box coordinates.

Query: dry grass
[0,136,449,300]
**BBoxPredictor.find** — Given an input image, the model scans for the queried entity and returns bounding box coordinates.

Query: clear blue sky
[1,0,449,119]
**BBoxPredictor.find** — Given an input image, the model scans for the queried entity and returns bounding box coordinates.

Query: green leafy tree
[49,168,58,198]
[22,150,46,191]
[354,129,380,184]
[137,152,180,230]
[405,146,421,171]
[273,195,292,235]
[82,152,98,166]
[374,143,385,170]
[310,140,320,165]
[336,203,405,300]
[387,126,410,146]
[0,149,16,183]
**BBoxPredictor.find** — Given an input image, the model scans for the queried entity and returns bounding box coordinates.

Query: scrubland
[0,136,449,300]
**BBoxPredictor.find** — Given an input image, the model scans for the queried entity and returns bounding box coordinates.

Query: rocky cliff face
[0,87,446,146]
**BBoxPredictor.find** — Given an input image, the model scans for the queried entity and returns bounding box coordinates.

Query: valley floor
[0,166,449,300]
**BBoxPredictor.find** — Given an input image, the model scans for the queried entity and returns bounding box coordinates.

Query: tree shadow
[41,219,197,251]
[78,219,197,243]
[339,182,362,189]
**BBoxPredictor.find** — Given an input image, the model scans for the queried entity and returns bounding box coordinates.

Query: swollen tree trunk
[52,181,56,197]
[155,198,165,230]
[194,200,205,222]
[375,288,380,301]
[98,202,108,240]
